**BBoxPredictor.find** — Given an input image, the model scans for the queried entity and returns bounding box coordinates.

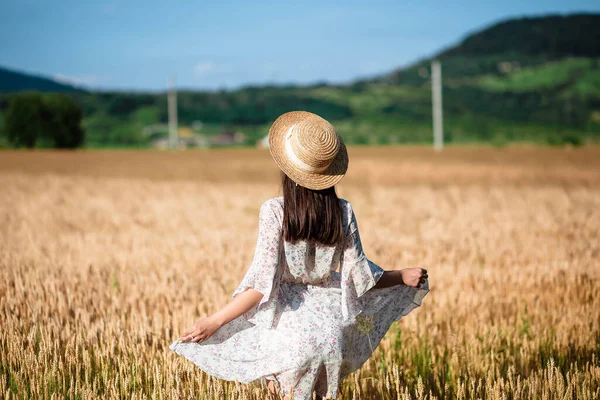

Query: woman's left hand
[179,316,222,343]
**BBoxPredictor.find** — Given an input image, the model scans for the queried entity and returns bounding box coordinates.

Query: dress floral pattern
[170,197,429,399]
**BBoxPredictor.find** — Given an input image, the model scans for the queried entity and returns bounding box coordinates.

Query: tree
[44,94,85,148]
[5,93,46,148]
[5,92,85,149]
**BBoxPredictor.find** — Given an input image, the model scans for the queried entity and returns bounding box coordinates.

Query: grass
[477,58,595,93]
[565,68,600,97]
[0,147,599,399]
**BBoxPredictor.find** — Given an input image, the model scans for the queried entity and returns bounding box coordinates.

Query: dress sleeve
[340,205,384,321]
[232,200,282,328]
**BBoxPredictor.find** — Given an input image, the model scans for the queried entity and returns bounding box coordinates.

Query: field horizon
[1,145,600,186]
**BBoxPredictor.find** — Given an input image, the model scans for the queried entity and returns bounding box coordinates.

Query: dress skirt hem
[169,280,429,399]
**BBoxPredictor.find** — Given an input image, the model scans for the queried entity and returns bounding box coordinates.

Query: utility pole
[168,77,178,149]
[431,60,443,151]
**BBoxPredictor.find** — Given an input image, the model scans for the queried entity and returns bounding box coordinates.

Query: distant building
[151,134,209,149]
[183,135,210,148]
[210,131,246,146]
[151,137,170,150]
[150,129,246,149]
[178,127,194,137]
[256,135,269,148]
[142,124,169,137]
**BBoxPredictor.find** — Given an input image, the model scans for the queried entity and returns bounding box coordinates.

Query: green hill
[0,66,84,93]
[1,13,599,148]
[440,14,600,59]
[381,13,600,85]
[361,13,600,144]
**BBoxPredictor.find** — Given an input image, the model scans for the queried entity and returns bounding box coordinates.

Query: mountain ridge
[377,13,600,86]
[0,65,84,93]
[440,13,600,59]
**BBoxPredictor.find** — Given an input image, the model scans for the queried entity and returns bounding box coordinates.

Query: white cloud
[193,62,216,77]
[53,73,106,87]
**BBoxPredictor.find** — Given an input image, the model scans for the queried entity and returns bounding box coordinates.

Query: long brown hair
[282,173,344,246]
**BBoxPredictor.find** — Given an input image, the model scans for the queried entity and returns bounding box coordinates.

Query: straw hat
[268,111,348,190]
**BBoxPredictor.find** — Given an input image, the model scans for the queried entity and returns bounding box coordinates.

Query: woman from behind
[171,111,429,399]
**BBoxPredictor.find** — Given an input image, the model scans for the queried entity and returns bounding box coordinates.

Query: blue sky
[1,0,599,91]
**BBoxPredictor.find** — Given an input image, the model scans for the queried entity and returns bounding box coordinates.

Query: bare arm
[179,288,263,343]
[213,288,264,326]
[373,268,428,290]
[373,270,404,289]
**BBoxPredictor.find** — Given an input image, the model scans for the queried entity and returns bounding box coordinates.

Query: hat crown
[268,110,348,190]
[287,117,340,172]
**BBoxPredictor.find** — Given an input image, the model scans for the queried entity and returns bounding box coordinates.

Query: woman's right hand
[400,268,428,288]
[179,316,222,343]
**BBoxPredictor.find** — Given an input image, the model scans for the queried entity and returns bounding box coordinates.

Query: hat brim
[268,111,348,190]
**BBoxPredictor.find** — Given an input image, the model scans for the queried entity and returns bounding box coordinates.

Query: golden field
[1,146,599,399]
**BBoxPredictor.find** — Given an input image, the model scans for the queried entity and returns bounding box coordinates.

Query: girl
[170,111,429,399]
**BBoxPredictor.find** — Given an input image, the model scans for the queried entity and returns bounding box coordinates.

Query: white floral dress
[170,197,429,399]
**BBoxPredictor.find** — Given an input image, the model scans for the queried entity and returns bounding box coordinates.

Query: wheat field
[1,147,599,399]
